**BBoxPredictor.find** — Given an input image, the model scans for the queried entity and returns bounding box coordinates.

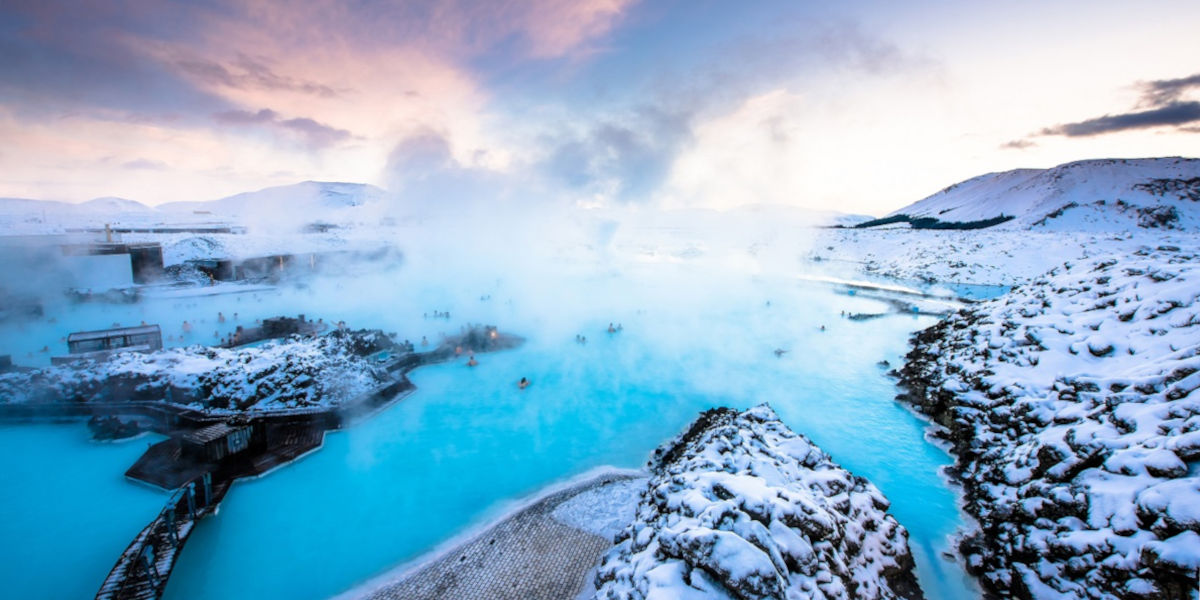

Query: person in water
[467,355,478,367]
[518,377,530,389]
[607,323,616,334]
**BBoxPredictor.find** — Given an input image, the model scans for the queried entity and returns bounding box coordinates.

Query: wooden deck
[95,476,231,600]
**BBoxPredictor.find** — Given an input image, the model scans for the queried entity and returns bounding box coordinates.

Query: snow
[886,157,1200,231]
[3,158,1200,599]
[898,248,1200,599]
[158,181,386,224]
[590,405,922,600]
[0,180,385,237]
[552,477,650,540]
[807,227,1200,287]
[78,197,153,213]
[0,330,395,411]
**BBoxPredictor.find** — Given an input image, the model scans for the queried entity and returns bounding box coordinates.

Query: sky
[1,0,1198,215]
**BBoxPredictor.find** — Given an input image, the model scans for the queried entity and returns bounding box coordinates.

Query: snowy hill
[0,181,389,235]
[78,196,152,213]
[0,197,72,215]
[158,181,387,220]
[883,158,1200,231]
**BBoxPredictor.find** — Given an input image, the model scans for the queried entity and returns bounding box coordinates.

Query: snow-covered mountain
[158,181,386,218]
[0,182,390,234]
[77,196,152,213]
[885,157,1200,231]
[0,197,72,215]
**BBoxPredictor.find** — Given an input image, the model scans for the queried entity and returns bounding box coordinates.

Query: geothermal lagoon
[0,247,981,600]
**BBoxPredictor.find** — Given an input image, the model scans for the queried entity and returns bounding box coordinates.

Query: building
[52,324,163,364]
[181,422,254,462]
[60,242,164,284]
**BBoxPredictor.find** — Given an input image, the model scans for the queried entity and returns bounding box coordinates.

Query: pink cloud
[223,0,637,61]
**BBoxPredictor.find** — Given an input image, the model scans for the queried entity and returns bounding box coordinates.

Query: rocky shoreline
[345,405,927,600]
[896,249,1200,599]
[591,405,924,600]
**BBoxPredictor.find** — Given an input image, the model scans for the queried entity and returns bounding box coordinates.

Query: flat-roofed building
[52,324,163,364]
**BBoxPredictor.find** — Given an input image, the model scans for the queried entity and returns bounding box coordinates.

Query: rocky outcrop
[0,329,399,410]
[897,249,1200,599]
[591,405,923,600]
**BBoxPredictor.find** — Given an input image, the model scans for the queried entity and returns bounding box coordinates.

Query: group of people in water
[576,322,625,344]
[460,351,528,389]
[465,322,627,390]
[424,310,451,320]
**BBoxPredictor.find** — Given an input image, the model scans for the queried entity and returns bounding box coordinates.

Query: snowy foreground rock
[898,248,1200,599]
[592,405,923,600]
[0,330,395,411]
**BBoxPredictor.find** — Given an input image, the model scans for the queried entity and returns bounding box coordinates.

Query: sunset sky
[2,0,1198,214]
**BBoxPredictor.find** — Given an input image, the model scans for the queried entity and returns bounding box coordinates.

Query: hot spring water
[0,260,979,600]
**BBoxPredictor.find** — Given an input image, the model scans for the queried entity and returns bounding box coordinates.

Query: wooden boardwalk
[95,475,230,600]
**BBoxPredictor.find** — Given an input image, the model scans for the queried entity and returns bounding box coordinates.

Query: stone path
[362,472,637,600]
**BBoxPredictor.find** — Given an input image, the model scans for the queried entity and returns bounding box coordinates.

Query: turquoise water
[0,256,978,600]
[936,282,1011,301]
[0,426,167,599]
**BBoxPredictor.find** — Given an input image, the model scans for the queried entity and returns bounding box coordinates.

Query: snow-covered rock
[885,157,1200,232]
[808,226,1200,287]
[0,330,397,411]
[591,405,923,600]
[897,248,1200,599]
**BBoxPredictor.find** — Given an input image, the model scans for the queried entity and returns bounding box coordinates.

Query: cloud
[387,131,456,179]
[214,108,351,148]
[122,158,168,170]
[1040,101,1200,137]
[526,19,940,206]
[1137,72,1200,107]
[1000,139,1035,150]
[0,1,229,118]
[174,54,343,98]
[1033,72,1200,139]
[382,129,507,211]
[541,106,693,202]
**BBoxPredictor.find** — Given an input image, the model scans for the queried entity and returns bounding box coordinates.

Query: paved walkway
[361,472,638,600]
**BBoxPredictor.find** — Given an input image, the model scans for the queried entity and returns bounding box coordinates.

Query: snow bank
[898,248,1200,598]
[553,477,649,540]
[590,405,923,600]
[0,330,396,411]
[809,228,1200,287]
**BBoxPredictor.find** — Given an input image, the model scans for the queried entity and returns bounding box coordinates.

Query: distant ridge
[879,157,1200,231]
[78,197,152,213]
[157,181,387,217]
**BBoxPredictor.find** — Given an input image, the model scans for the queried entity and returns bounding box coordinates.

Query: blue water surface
[0,426,167,599]
[1,259,979,600]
